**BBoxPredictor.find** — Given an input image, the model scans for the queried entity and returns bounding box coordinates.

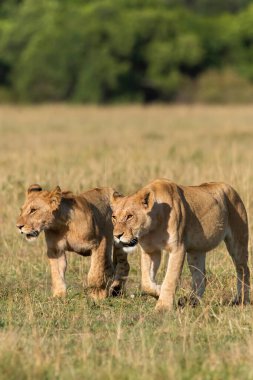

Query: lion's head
[111,189,155,253]
[16,184,62,241]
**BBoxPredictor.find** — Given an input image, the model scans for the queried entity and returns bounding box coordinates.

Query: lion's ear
[140,189,154,210]
[110,189,124,205]
[27,184,42,195]
[49,186,62,210]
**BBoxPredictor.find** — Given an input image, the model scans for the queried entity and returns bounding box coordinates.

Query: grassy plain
[0,105,253,379]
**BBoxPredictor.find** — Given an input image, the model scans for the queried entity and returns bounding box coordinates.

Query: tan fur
[111,178,250,311]
[16,185,129,300]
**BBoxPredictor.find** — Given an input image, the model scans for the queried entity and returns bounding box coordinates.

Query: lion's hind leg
[225,235,250,305]
[223,185,250,304]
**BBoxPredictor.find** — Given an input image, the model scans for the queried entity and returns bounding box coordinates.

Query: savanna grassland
[0,105,253,380]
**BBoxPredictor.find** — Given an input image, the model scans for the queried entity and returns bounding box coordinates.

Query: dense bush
[0,0,253,103]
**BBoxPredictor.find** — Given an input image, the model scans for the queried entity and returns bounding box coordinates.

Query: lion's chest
[140,230,169,253]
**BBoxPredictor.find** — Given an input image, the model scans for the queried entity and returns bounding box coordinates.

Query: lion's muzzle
[121,237,138,248]
[114,236,138,252]
[17,223,40,241]
[24,230,40,241]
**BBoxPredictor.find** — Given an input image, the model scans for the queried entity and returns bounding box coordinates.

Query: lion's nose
[115,233,123,240]
[16,223,24,230]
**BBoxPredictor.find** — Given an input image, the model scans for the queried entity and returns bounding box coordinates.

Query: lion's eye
[30,208,37,214]
[126,214,133,221]
[112,215,116,220]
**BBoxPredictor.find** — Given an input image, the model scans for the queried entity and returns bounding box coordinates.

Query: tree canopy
[0,0,253,103]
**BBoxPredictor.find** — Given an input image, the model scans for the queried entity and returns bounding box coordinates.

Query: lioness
[111,179,250,311]
[16,184,129,299]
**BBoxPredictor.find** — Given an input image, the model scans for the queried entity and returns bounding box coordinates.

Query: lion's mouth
[25,231,39,241]
[121,237,138,248]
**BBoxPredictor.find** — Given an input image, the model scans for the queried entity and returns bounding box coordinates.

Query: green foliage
[0,0,253,102]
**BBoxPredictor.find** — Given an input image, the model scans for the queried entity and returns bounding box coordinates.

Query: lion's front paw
[89,288,107,301]
[52,288,67,298]
[155,299,173,313]
[142,284,161,299]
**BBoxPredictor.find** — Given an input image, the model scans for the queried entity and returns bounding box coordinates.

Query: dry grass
[0,104,253,379]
